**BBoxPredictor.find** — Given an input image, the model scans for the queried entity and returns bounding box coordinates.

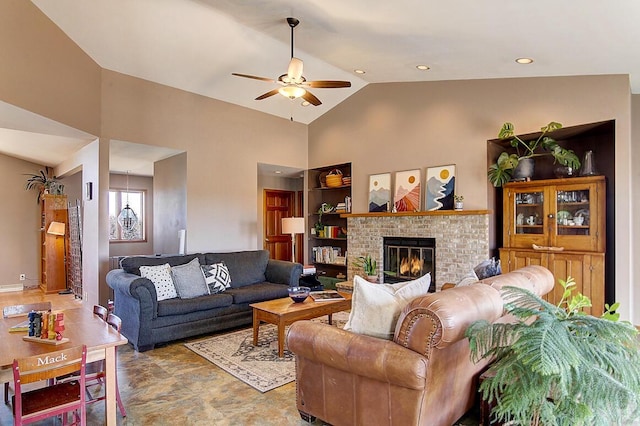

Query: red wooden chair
[12,345,87,425]
[58,311,127,417]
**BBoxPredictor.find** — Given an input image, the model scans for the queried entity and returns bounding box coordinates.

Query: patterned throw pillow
[139,263,178,301]
[201,262,232,294]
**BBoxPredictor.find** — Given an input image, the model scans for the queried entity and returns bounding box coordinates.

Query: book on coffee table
[310,290,345,302]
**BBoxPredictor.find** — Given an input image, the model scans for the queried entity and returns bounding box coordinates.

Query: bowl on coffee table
[288,286,311,303]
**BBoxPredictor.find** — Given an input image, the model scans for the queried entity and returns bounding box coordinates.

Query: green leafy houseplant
[466,277,640,426]
[488,122,581,187]
[24,167,64,203]
[353,254,377,276]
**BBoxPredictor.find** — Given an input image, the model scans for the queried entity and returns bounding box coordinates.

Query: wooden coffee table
[250,292,352,357]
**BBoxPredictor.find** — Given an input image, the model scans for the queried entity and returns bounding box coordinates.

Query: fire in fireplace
[383,237,435,291]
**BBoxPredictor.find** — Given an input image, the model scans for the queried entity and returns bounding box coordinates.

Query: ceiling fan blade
[302,90,322,106]
[304,80,352,88]
[232,73,276,83]
[255,89,280,101]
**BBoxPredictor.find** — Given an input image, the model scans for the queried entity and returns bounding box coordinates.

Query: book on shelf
[302,265,317,275]
[9,319,30,333]
[312,246,344,264]
[310,290,345,302]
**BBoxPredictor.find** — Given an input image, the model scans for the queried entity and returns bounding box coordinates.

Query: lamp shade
[47,221,66,236]
[278,85,306,99]
[282,217,305,235]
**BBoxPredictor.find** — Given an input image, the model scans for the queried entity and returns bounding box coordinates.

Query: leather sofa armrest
[287,321,428,390]
[395,284,503,354]
[265,259,303,286]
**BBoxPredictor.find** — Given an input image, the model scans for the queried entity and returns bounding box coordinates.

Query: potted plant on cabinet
[353,254,378,283]
[24,167,64,203]
[488,121,581,187]
[465,277,640,425]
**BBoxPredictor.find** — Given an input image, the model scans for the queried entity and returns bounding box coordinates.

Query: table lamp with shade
[47,221,72,294]
[282,217,305,263]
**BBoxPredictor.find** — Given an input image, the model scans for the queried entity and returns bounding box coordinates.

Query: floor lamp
[47,221,72,295]
[282,217,305,263]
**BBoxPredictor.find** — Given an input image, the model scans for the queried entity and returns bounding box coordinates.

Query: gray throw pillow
[201,262,232,294]
[171,258,209,299]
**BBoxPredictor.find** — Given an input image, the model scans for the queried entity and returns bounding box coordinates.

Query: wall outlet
[19,274,26,281]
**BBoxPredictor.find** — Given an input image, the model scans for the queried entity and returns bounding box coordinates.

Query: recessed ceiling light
[354,69,366,74]
[301,101,310,107]
[275,170,282,174]
[516,57,534,64]
[416,65,430,71]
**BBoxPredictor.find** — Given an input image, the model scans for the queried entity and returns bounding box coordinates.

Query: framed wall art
[368,173,391,212]
[394,169,421,212]
[425,164,456,211]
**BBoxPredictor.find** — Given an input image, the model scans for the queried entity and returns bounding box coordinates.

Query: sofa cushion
[157,293,234,316]
[201,262,232,294]
[344,273,432,340]
[121,253,203,276]
[474,257,502,280]
[204,250,269,288]
[139,263,178,301]
[171,258,209,299]
[225,282,289,304]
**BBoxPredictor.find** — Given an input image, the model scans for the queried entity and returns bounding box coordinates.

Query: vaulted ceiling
[7,1,640,173]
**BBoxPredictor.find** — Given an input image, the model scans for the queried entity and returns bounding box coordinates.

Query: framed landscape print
[426,164,456,211]
[368,173,391,212]
[394,169,421,212]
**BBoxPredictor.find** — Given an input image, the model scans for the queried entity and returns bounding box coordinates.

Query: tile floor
[0,289,480,425]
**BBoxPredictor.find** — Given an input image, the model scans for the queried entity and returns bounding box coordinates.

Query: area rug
[184,311,349,392]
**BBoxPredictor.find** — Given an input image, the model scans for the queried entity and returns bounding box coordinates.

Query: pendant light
[117,171,139,232]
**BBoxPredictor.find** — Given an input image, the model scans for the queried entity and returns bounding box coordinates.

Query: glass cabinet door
[514,190,544,235]
[556,189,590,236]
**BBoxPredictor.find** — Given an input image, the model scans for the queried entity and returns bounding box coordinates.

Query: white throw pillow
[140,263,178,301]
[455,270,479,287]
[344,273,432,340]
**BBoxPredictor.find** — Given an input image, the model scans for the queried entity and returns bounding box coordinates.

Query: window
[109,189,145,241]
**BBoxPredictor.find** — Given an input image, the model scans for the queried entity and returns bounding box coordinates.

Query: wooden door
[263,190,295,261]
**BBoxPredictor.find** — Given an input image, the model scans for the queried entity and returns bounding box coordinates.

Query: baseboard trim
[0,284,24,293]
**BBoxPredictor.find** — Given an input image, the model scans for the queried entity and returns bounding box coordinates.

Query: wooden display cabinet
[500,176,606,315]
[40,194,69,294]
[307,163,351,279]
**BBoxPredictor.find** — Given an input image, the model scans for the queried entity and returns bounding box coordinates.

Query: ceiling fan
[232,17,351,106]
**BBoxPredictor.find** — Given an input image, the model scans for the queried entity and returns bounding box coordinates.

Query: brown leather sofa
[286,265,554,426]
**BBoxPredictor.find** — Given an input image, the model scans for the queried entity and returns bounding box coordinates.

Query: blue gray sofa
[106,250,302,351]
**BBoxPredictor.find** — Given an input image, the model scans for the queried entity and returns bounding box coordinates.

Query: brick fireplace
[346,211,490,290]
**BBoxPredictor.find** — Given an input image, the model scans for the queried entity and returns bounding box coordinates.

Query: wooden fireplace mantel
[341,210,491,218]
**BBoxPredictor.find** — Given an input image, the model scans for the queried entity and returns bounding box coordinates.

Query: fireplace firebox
[383,237,435,291]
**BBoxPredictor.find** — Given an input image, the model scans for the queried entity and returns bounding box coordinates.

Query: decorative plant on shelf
[353,254,377,281]
[488,121,581,187]
[24,167,64,203]
[465,277,640,426]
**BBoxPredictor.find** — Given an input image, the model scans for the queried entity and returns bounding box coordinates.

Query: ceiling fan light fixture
[279,85,306,99]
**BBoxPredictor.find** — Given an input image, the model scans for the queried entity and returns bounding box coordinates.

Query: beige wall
[100,70,309,252]
[309,74,636,323]
[0,0,101,136]
[0,154,43,288]
[109,173,155,257]
[153,153,187,255]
